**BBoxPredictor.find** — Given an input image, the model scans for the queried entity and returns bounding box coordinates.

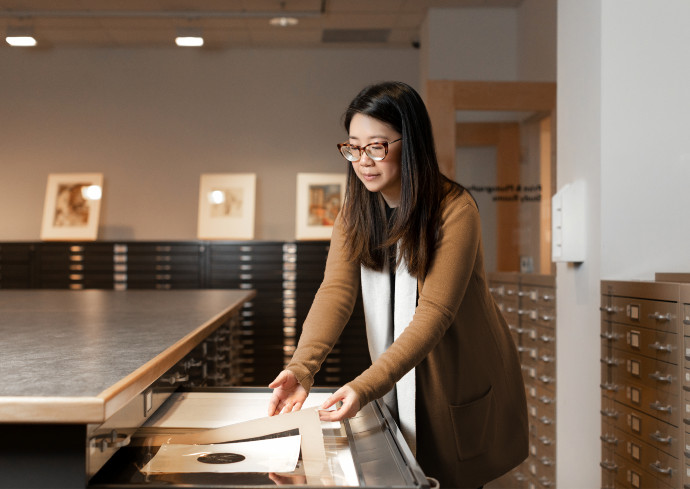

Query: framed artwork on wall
[197,173,256,240]
[295,172,347,240]
[40,173,104,241]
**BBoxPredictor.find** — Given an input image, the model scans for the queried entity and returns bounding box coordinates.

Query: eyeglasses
[337,138,402,162]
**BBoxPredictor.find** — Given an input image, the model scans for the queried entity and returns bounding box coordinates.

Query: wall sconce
[5,26,37,47]
[175,27,203,47]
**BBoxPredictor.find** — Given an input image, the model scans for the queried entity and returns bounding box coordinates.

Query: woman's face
[348,113,403,207]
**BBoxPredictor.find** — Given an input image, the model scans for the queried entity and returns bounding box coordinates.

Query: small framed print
[197,173,256,240]
[40,173,104,241]
[295,173,347,240]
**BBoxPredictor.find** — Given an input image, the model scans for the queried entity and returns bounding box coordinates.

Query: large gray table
[0,289,254,488]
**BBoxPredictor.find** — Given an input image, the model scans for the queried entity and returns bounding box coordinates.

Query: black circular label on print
[197,453,246,464]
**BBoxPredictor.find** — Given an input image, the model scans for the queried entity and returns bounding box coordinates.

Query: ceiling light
[175,27,203,47]
[269,16,298,27]
[5,26,36,47]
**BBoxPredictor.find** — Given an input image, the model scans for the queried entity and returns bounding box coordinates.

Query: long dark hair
[340,81,463,278]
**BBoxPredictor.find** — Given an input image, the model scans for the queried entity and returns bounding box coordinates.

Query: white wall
[517,0,558,81]
[0,47,419,241]
[426,8,518,81]
[556,1,602,487]
[600,0,690,279]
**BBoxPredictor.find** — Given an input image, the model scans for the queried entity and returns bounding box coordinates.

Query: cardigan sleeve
[347,195,481,407]
[285,212,360,392]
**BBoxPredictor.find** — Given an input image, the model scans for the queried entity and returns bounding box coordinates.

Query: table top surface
[0,289,253,422]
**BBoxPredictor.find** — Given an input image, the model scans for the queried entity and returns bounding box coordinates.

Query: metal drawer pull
[600,332,621,341]
[599,306,615,313]
[540,334,555,343]
[684,319,690,325]
[539,416,554,425]
[599,460,618,472]
[649,371,673,383]
[650,401,672,413]
[649,342,673,353]
[600,382,620,392]
[539,375,555,384]
[649,461,672,475]
[600,409,619,419]
[649,312,672,322]
[539,457,554,467]
[539,435,555,446]
[600,356,620,366]
[540,355,555,363]
[538,477,554,487]
[542,294,554,302]
[539,395,555,404]
[540,314,555,322]
[600,434,618,445]
[649,431,673,444]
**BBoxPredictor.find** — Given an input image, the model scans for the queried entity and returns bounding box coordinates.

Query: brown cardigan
[287,190,528,488]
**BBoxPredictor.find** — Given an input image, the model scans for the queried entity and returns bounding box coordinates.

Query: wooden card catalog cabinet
[600,280,690,489]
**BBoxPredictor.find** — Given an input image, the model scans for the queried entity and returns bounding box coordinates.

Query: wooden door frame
[426,80,556,272]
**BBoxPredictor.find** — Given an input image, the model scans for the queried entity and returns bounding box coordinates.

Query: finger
[290,401,302,412]
[320,391,343,410]
[267,396,280,416]
[281,400,294,414]
[268,371,288,389]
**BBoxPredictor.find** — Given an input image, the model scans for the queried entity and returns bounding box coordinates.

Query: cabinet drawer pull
[540,315,555,322]
[539,416,554,425]
[600,460,618,472]
[649,371,673,383]
[649,461,672,475]
[539,395,555,405]
[600,332,621,341]
[539,375,555,384]
[600,382,620,392]
[600,409,619,419]
[539,435,555,446]
[649,431,673,445]
[600,356,620,366]
[539,355,555,363]
[600,306,615,313]
[649,312,672,322]
[684,319,690,325]
[540,334,555,343]
[649,342,673,353]
[600,434,618,445]
[538,477,554,487]
[650,401,672,413]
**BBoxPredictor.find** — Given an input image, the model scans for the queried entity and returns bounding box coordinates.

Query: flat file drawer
[608,400,679,456]
[606,375,680,427]
[611,452,675,489]
[604,348,678,396]
[606,322,679,365]
[612,425,680,489]
[604,295,678,334]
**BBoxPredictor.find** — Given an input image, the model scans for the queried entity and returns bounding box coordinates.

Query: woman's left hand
[318,385,360,422]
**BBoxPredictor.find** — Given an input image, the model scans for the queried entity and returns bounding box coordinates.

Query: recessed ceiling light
[175,27,204,47]
[269,16,298,27]
[5,27,36,47]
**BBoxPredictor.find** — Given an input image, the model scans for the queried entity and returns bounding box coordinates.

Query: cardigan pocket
[448,386,497,460]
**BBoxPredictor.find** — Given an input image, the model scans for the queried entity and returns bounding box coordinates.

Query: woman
[268,81,528,488]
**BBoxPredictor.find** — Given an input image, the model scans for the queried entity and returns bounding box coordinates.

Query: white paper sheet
[141,435,302,474]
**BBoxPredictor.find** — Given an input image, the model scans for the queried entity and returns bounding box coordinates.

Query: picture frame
[295,172,347,240]
[197,173,256,240]
[40,173,104,241]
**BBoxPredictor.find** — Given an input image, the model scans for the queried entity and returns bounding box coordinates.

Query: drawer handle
[600,382,620,393]
[649,431,673,445]
[538,477,554,487]
[600,332,621,341]
[600,306,615,313]
[540,355,555,363]
[600,356,620,366]
[540,334,555,343]
[540,315,555,322]
[518,309,533,316]
[649,342,673,353]
[600,460,618,472]
[649,461,672,476]
[650,401,672,413]
[539,435,555,446]
[542,294,555,302]
[539,395,555,405]
[684,319,690,325]
[600,409,619,419]
[649,371,673,384]
[539,457,554,467]
[539,375,555,384]
[517,346,534,353]
[648,312,672,322]
[600,434,618,445]
[539,416,554,425]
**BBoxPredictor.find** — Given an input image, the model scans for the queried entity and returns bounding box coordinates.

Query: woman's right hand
[267,370,308,416]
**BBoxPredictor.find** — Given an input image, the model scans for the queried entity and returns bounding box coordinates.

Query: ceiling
[0,0,523,49]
